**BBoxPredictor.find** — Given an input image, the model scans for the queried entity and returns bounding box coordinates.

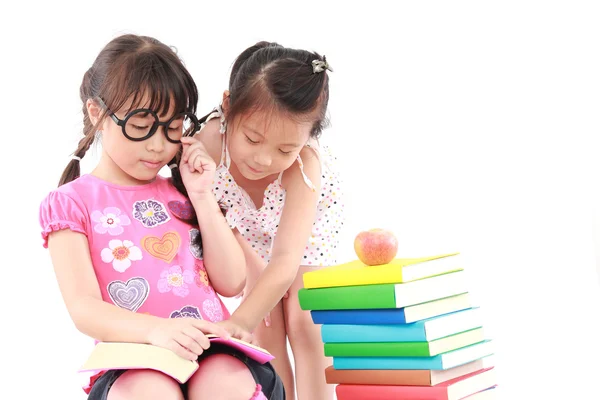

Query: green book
[298,270,467,310]
[300,284,396,310]
[324,328,485,357]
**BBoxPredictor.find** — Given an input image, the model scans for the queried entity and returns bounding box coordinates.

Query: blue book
[333,340,493,370]
[311,293,472,325]
[321,307,481,343]
[312,308,413,325]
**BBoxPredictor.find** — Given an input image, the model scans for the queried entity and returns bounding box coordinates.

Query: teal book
[321,307,482,343]
[324,328,484,357]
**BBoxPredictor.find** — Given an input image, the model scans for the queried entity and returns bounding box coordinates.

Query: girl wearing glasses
[38,34,284,400]
[193,41,345,400]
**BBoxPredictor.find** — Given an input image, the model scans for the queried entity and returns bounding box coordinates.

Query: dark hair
[202,41,331,138]
[58,34,197,209]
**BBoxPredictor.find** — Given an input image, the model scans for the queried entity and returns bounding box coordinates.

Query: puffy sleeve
[39,190,88,248]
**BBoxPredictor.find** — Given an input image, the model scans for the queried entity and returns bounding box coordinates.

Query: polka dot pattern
[212,146,345,267]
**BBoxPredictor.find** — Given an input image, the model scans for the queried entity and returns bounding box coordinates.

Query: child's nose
[146,128,167,152]
[254,151,272,167]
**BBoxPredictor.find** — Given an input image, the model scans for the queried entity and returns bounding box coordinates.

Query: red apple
[354,229,398,266]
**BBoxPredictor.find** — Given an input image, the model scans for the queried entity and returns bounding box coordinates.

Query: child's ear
[86,99,102,126]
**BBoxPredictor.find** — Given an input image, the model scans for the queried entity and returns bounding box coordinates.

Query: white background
[2,1,600,398]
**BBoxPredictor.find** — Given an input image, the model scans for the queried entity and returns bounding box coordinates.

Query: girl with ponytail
[39,34,284,400]
[196,41,344,400]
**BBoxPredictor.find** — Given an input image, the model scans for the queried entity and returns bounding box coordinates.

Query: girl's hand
[147,317,231,361]
[180,136,216,197]
[216,318,256,345]
[263,290,289,327]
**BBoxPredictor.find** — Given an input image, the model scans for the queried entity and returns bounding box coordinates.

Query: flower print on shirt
[193,260,213,294]
[101,239,143,273]
[132,199,170,228]
[91,207,131,235]
[157,265,195,297]
[170,305,202,319]
[202,298,224,322]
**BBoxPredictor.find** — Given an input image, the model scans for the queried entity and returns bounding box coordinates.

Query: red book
[336,367,495,400]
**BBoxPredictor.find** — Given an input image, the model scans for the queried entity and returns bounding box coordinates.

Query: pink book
[79,336,274,384]
[336,367,496,400]
[204,335,273,363]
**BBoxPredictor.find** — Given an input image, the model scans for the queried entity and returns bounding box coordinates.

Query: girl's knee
[188,353,259,399]
[284,302,320,344]
[107,370,184,400]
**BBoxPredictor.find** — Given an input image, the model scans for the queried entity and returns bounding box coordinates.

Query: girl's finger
[168,338,197,361]
[182,138,207,154]
[184,326,211,350]
[188,152,202,173]
[180,136,197,144]
[181,143,192,163]
[175,332,205,356]
[192,320,231,340]
[182,141,205,163]
[194,155,205,174]
[239,331,255,344]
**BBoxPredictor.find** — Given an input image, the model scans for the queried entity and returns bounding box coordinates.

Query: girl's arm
[48,229,230,360]
[231,151,322,332]
[233,229,268,290]
[190,192,246,297]
[48,229,161,343]
[180,135,246,298]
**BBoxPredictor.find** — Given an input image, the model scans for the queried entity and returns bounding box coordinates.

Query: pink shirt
[39,174,230,322]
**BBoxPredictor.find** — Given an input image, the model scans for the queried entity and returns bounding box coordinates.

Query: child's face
[227,109,312,181]
[100,95,181,183]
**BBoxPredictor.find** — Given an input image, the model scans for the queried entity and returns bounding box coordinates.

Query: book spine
[303,269,404,289]
[333,356,444,370]
[311,309,408,325]
[336,384,446,400]
[321,324,426,343]
[298,284,397,311]
[325,367,434,386]
[325,342,432,357]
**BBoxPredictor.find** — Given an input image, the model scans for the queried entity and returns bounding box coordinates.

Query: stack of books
[298,253,497,400]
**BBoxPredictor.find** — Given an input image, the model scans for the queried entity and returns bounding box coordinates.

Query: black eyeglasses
[97,98,200,143]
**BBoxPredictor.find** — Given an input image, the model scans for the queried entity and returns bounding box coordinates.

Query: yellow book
[79,335,273,384]
[302,253,461,289]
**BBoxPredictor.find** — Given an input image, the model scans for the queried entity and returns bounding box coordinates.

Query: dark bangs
[226,43,330,139]
[228,69,328,138]
[100,46,198,117]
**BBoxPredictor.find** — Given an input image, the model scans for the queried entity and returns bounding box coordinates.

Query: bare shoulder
[281,146,322,192]
[194,118,223,164]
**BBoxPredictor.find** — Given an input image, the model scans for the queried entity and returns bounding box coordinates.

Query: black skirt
[87,343,285,400]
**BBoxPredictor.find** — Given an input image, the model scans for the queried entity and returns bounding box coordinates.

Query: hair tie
[169,163,178,169]
[312,58,333,74]
[71,155,82,161]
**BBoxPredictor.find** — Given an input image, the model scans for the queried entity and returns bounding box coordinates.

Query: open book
[80,335,274,384]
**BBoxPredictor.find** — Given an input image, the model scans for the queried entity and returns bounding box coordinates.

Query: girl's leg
[105,370,185,400]
[252,300,296,400]
[187,353,265,399]
[284,266,334,400]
